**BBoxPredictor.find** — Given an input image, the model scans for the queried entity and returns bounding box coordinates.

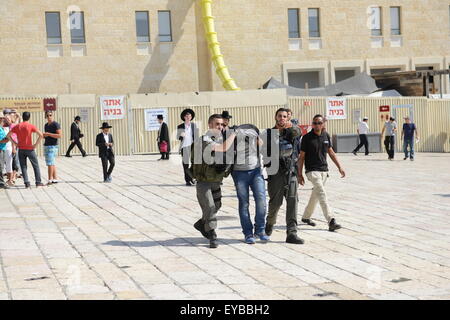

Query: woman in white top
[2,114,15,185]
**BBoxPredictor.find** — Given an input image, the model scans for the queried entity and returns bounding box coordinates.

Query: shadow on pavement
[121,184,188,187]
[103,237,242,247]
[434,194,450,198]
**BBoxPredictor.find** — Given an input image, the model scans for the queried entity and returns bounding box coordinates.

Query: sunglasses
[312,121,323,125]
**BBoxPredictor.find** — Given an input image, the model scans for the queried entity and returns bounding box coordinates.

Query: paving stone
[0,153,448,300]
[182,284,234,295]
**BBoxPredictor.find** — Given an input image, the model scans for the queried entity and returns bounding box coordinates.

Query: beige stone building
[1,0,450,95]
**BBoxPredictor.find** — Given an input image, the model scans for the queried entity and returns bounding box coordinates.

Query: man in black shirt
[43,111,62,185]
[297,114,345,232]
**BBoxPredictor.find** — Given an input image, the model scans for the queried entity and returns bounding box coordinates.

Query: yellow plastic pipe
[200,0,240,91]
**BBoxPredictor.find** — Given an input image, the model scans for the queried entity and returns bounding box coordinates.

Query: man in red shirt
[7,112,44,188]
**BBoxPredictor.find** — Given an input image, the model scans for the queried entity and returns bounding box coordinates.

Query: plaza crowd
[1,107,419,249]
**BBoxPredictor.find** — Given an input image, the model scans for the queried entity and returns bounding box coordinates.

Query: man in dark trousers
[66,116,87,157]
[381,117,397,160]
[96,122,115,183]
[157,114,170,160]
[177,108,197,186]
[352,117,370,156]
[192,114,237,248]
[263,108,304,244]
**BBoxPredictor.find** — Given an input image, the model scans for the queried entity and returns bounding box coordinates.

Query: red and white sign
[43,98,57,111]
[100,96,126,120]
[326,97,347,120]
[379,105,390,121]
[379,105,390,112]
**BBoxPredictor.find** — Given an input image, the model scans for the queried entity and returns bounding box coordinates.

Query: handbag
[159,141,168,153]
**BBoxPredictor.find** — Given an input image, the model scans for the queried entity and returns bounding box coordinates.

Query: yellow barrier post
[200,0,240,91]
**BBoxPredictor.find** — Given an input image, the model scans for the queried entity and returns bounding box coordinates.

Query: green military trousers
[266,170,298,235]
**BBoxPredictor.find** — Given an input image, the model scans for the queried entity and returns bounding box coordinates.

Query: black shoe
[194,219,208,239]
[265,224,273,236]
[329,218,342,232]
[208,230,218,249]
[286,233,304,244]
[65,155,72,158]
[301,219,316,227]
[24,182,31,189]
[82,154,88,157]
[352,151,357,156]
[403,157,407,160]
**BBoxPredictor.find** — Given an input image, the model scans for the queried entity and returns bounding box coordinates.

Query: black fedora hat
[99,122,112,129]
[180,108,195,121]
[221,110,232,119]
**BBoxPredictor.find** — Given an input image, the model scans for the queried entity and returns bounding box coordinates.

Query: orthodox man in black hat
[221,110,234,132]
[157,114,170,160]
[65,116,87,157]
[96,122,115,183]
[177,108,198,186]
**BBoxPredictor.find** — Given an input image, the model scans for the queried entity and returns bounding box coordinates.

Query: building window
[335,69,356,82]
[69,11,86,43]
[390,7,401,35]
[136,11,150,42]
[308,8,320,38]
[288,9,300,38]
[158,11,172,42]
[370,7,382,36]
[288,71,321,89]
[45,12,62,44]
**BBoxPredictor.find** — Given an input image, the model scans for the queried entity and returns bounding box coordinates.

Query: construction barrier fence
[2,90,449,156]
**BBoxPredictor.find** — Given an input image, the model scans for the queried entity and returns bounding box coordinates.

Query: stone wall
[0,0,449,95]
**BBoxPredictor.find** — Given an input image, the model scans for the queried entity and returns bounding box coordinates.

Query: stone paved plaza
[0,152,449,300]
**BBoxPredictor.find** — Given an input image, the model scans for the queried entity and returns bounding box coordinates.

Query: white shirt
[103,133,110,148]
[182,123,193,148]
[358,121,369,135]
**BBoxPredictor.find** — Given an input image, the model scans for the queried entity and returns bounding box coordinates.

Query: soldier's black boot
[208,230,218,249]
[194,219,208,239]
